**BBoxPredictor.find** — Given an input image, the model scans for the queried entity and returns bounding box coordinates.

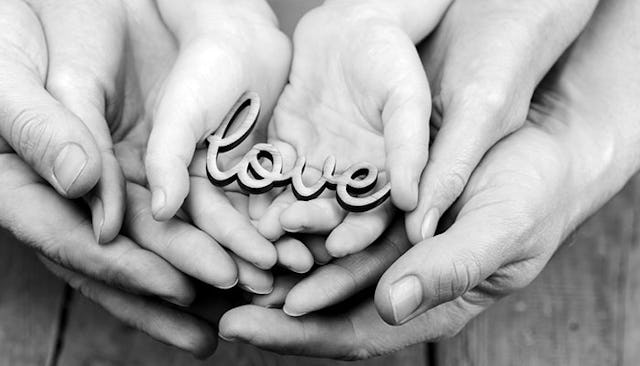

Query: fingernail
[389,275,422,324]
[219,333,239,343]
[92,197,105,243]
[53,143,88,194]
[283,304,307,317]
[161,296,191,308]
[239,283,273,295]
[281,224,303,233]
[420,208,440,240]
[151,188,166,219]
[217,278,239,290]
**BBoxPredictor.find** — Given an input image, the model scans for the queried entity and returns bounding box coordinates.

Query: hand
[144,0,292,224]
[218,0,640,358]
[406,0,599,243]
[255,0,451,259]
[0,0,126,243]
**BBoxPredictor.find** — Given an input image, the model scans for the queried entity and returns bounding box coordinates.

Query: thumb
[382,39,431,212]
[145,29,246,221]
[0,3,101,198]
[375,209,515,325]
[0,67,101,198]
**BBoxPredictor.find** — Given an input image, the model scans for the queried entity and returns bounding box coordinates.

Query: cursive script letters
[206,92,391,212]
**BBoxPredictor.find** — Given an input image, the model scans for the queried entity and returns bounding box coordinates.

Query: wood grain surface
[0,229,66,366]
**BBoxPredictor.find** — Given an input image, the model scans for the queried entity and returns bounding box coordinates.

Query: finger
[125,182,238,289]
[186,176,277,270]
[251,275,301,308]
[405,92,512,244]
[0,154,193,305]
[221,291,491,359]
[42,258,217,358]
[257,189,298,241]
[249,189,281,221]
[300,234,332,265]
[382,43,431,212]
[144,8,249,221]
[232,254,274,295]
[0,1,101,198]
[219,305,358,358]
[325,201,396,258]
[37,0,127,243]
[274,236,314,274]
[377,206,521,325]
[284,222,409,316]
[279,198,347,234]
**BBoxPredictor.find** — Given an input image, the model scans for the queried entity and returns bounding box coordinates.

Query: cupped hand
[218,0,640,358]
[0,0,126,243]
[406,0,599,243]
[145,0,292,224]
[256,0,450,258]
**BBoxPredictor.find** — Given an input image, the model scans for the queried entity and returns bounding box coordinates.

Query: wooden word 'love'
[205,92,390,212]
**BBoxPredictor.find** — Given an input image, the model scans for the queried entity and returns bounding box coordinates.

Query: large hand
[255,0,451,258]
[406,0,599,243]
[0,0,126,243]
[218,0,640,358]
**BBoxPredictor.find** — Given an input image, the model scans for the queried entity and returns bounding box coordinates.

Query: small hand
[257,0,449,257]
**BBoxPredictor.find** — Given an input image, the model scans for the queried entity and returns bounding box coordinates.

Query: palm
[271,11,420,171]
[254,7,429,253]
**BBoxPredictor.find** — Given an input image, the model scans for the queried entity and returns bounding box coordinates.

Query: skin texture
[2,0,638,360]
[0,0,292,280]
[405,0,599,243]
[217,0,640,359]
[253,0,450,261]
[256,0,599,268]
[0,0,291,355]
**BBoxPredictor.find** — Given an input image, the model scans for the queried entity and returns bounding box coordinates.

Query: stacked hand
[1,0,639,360]
[0,0,291,356]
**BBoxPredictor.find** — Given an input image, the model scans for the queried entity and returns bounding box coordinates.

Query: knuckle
[431,167,468,207]
[435,255,482,303]
[457,84,509,118]
[126,203,152,233]
[9,108,55,160]
[47,66,105,100]
[450,84,518,134]
[103,249,135,288]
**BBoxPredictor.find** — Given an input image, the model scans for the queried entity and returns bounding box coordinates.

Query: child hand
[255,0,450,257]
[144,0,292,222]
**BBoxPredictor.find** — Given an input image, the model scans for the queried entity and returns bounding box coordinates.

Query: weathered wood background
[1,1,638,365]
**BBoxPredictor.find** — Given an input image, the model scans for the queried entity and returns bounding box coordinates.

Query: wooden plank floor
[0,229,66,366]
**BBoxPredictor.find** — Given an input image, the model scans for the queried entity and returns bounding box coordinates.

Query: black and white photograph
[0,0,639,365]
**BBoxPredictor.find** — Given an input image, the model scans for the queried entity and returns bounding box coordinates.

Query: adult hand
[406,0,599,243]
[0,0,125,243]
[218,0,640,358]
